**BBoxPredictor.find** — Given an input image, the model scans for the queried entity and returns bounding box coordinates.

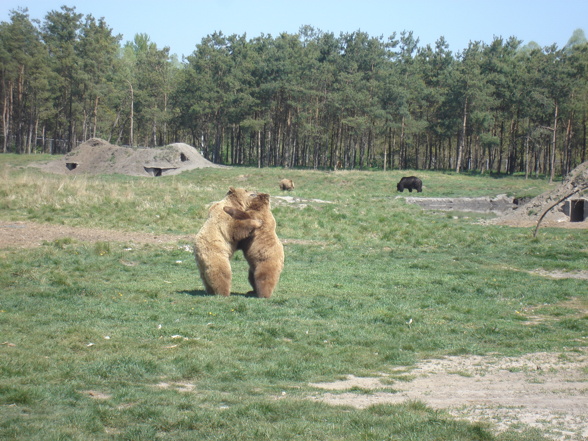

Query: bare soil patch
[0,221,326,250]
[310,349,588,440]
[0,221,190,249]
[403,194,517,214]
[273,195,334,209]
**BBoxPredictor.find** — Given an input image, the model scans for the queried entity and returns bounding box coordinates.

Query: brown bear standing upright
[279,179,295,191]
[194,187,262,296]
[224,193,284,298]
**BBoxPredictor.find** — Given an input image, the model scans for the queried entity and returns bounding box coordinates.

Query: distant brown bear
[397,176,422,193]
[224,193,284,298]
[279,179,295,191]
[194,187,262,296]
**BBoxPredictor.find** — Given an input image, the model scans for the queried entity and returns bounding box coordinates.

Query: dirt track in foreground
[309,350,588,440]
[0,221,190,249]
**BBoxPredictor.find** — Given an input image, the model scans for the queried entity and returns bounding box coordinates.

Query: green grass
[1,156,586,440]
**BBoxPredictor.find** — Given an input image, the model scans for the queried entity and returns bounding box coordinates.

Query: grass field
[1,155,587,440]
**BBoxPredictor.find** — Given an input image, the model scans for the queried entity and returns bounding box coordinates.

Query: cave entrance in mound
[66,162,78,170]
[567,199,587,222]
[180,153,188,162]
[144,166,177,177]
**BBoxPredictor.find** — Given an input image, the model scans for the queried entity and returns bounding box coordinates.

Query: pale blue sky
[2,0,587,58]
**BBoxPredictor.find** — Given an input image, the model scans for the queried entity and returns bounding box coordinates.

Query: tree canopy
[1,6,587,176]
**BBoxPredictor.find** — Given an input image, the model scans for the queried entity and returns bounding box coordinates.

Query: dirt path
[310,350,588,440]
[0,221,190,249]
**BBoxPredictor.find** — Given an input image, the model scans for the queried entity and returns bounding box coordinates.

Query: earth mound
[33,138,224,177]
[490,161,588,228]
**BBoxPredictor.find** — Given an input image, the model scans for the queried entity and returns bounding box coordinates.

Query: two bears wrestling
[194,187,284,298]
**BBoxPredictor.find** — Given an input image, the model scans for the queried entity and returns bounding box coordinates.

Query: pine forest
[1,6,588,176]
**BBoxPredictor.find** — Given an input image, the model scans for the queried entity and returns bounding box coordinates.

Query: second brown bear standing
[225,193,284,298]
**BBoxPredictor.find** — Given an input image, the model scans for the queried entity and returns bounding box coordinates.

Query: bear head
[224,186,258,210]
[248,193,270,211]
[223,193,270,221]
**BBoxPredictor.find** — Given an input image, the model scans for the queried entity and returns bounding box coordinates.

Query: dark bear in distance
[397,176,422,193]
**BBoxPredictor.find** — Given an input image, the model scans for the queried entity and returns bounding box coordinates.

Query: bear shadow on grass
[178,289,260,298]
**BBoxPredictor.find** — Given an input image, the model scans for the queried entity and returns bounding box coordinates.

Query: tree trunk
[257,129,261,168]
[456,97,468,173]
[400,117,406,169]
[564,117,573,176]
[524,132,530,180]
[128,81,134,146]
[582,113,587,164]
[549,102,558,183]
[33,118,39,154]
[2,81,11,153]
[68,90,74,152]
[508,118,517,174]
[163,92,168,145]
[152,116,157,147]
[93,96,99,138]
[383,127,388,172]
[26,120,33,154]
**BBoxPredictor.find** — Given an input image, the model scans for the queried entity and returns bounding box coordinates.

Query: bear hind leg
[246,266,256,296]
[251,262,281,299]
[199,258,232,296]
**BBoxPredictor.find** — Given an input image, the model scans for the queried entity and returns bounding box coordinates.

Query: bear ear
[258,193,270,202]
[224,206,251,220]
[227,186,236,194]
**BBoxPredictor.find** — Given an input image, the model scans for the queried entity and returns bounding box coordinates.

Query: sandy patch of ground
[491,215,588,230]
[0,221,190,249]
[530,269,588,280]
[0,221,326,249]
[403,194,517,214]
[309,349,588,440]
[273,195,334,209]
